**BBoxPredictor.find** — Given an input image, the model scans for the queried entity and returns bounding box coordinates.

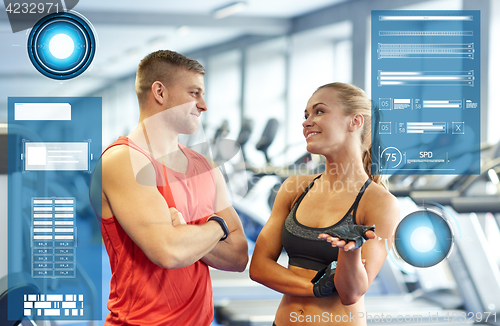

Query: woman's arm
[249,175,316,296]
[321,188,400,305]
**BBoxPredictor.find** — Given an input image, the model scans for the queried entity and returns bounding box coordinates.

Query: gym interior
[1,0,500,325]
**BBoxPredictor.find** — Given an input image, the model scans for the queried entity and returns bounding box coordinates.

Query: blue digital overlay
[27,12,96,80]
[394,209,453,268]
[371,11,480,175]
[8,97,102,321]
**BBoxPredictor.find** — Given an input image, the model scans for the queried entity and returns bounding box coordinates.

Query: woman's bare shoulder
[359,181,400,235]
[362,179,393,198]
[278,174,318,207]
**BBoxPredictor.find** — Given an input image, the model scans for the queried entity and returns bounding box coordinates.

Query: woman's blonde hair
[316,82,386,188]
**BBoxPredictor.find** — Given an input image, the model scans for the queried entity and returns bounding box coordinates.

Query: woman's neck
[321,146,368,186]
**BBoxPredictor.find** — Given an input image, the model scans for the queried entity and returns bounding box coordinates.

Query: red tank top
[100,137,216,325]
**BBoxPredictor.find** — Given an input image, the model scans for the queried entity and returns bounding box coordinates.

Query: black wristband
[207,215,229,241]
[312,261,337,298]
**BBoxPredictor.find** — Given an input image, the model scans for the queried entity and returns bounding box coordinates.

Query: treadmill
[407,160,500,325]
[448,166,500,324]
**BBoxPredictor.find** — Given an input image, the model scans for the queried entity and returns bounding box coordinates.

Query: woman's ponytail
[363,146,386,189]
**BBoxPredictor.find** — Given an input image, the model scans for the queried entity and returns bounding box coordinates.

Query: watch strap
[207,215,229,241]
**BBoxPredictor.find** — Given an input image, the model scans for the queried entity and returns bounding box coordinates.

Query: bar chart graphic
[371,10,480,175]
[407,122,447,134]
[378,70,474,86]
[31,197,76,279]
[378,43,474,59]
[423,100,462,109]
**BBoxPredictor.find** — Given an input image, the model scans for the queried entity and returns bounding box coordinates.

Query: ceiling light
[147,36,168,47]
[488,168,500,185]
[177,26,190,37]
[125,47,140,57]
[213,1,246,19]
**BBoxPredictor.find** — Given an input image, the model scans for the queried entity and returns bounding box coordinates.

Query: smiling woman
[249,82,400,326]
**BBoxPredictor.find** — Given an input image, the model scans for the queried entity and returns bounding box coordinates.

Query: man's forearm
[157,220,224,269]
[201,231,248,272]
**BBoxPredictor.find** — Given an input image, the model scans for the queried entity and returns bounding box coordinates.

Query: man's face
[163,69,207,135]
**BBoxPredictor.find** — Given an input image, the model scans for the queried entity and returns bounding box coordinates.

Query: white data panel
[24,142,89,171]
[14,103,71,121]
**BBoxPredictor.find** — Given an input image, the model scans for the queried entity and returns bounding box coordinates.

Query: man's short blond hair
[135,50,205,106]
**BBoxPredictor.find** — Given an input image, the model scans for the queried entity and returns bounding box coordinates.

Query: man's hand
[170,207,186,226]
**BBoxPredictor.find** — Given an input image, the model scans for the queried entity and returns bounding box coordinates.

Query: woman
[249,82,399,325]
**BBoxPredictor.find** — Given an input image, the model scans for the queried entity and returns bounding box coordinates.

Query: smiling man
[91,50,248,325]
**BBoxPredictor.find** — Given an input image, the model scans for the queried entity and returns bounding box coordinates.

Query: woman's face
[302,88,351,155]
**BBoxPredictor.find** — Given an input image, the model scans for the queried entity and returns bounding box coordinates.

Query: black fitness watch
[207,215,229,241]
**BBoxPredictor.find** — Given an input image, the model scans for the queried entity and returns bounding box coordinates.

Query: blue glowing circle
[27,12,96,79]
[394,210,453,268]
[49,33,74,59]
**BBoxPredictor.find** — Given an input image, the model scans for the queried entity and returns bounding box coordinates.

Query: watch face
[28,12,96,80]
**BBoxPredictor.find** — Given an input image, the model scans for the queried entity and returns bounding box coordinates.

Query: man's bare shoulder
[102,145,156,188]
[200,153,216,168]
[102,144,143,164]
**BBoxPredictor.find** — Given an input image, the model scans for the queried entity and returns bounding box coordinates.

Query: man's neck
[128,119,179,161]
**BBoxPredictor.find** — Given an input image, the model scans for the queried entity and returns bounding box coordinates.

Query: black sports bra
[281,175,371,271]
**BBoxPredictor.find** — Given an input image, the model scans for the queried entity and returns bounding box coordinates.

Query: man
[91,50,248,325]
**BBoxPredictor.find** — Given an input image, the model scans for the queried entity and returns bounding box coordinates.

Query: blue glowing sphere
[27,12,96,79]
[394,210,453,268]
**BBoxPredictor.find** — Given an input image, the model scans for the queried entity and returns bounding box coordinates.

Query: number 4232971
[5,2,59,14]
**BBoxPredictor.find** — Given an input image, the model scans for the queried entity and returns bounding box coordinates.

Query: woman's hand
[318,225,376,251]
